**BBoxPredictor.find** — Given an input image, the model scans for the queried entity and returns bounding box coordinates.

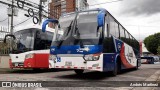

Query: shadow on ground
[0,68,70,74]
[56,68,137,80]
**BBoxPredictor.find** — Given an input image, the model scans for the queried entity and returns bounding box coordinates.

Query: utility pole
[11,0,14,35]
[10,0,14,51]
[39,0,42,25]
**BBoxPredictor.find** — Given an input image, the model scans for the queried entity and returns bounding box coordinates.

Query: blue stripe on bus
[103,39,124,72]
[50,45,102,55]
[103,53,116,71]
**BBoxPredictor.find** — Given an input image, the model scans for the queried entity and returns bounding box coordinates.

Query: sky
[0,0,160,41]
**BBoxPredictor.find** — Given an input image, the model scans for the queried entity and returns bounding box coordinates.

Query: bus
[42,8,141,76]
[141,56,154,64]
[4,25,54,70]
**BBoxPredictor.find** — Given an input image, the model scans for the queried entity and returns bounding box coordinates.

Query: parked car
[141,57,154,64]
[152,56,160,62]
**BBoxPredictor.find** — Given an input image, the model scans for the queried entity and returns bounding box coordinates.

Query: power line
[0,18,8,22]
[0,0,28,12]
[8,0,126,27]
[25,0,39,6]
[13,3,49,27]
[13,17,31,27]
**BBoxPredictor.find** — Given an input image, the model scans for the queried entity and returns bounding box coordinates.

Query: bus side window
[40,32,53,49]
[103,15,115,53]
[124,31,130,45]
[114,20,119,38]
[108,15,119,38]
[104,15,109,37]
[109,16,115,37]
[119,25,125,41]
[35,31,45,50]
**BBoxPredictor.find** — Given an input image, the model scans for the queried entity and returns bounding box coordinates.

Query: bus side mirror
[97,12,105,27]
[3,34,16,43]
[42,19,59,32]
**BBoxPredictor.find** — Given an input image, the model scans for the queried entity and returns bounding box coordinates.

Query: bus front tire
[134,60,139,70]
[74,69,84,75]
[112,63,118,76]
[33,68,41,72]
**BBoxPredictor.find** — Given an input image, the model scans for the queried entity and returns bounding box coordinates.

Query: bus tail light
[25,53,34,59]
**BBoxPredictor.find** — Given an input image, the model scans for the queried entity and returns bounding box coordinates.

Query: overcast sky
[0,0,160,41]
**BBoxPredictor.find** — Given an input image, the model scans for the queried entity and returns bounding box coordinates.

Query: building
[49,0,89,19]
[76,0,88,11]
[140,42,151,56]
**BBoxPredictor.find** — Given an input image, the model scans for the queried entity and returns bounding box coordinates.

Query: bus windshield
[14,29,35,52]
[52,11,101,47]
[51,13,76,46]
[75,11,99,39]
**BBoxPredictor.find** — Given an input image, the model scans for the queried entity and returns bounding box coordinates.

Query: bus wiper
[57,21,73,49]
[74,20,84,48]
[76,29,84,48]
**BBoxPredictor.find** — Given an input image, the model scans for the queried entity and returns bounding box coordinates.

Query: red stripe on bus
[96,67,100,69]
[120,44,135,68]
[88,67,92,69]
[56,66,59,68]
[61,66,64,68]
[81,67,85,69]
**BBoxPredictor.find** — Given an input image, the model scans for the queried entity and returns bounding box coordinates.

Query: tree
[144,32,160,55]
[158,46,160,55]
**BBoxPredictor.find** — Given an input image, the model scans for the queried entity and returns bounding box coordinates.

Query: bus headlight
[49,55,56,61]
[25,53,34,59]
[83,54,100,61]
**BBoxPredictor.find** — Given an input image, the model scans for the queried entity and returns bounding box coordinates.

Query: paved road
[0,63,160,90]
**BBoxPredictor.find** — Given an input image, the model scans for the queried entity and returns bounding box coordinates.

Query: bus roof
[61,8,107,17]
[14,24,55,33]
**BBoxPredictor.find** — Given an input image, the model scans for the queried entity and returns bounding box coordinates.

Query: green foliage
[158,46,160,55]
[144,32,160,55]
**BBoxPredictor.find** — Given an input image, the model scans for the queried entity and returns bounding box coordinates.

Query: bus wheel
[74,69,84,75]
[151,59,154,64]
[112,63,118,76]
[33,68,41,72]
[134,60,139,70]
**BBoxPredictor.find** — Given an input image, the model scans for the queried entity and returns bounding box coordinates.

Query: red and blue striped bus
[42,8,141,76]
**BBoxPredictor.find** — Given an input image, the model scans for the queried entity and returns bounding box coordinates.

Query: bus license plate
[65,61,72,66]
[15,63,18,66]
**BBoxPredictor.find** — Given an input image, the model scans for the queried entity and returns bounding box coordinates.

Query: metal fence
[0,26,10,55]
[0,40,10,55]
[0,49,10,55]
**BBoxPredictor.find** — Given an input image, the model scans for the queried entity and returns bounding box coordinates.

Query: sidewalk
[0,56,10,68]
[132,70,160,90]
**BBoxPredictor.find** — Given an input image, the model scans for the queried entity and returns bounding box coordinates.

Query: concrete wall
[0,56,10,68]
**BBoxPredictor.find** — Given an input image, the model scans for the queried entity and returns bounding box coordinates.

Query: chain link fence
[0,40,10,55]
[0,26,10,56]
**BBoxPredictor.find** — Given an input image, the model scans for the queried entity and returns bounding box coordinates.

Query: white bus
[42,8,141,76]
[4,25,55,70]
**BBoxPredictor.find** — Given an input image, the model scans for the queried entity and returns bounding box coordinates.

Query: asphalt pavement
[0,63,159,90]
